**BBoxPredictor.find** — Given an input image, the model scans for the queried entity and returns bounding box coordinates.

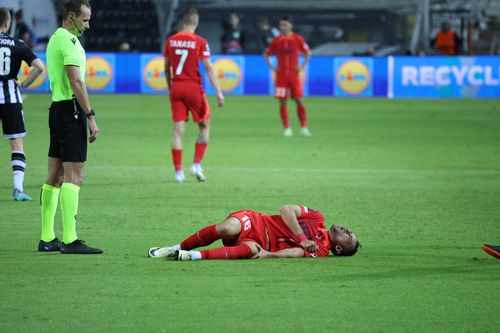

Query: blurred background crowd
[2,0,500,56]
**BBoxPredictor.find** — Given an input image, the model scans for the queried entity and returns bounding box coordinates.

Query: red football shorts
[169,82,210,123]
[223,210,268,249]
[274,72,303,99]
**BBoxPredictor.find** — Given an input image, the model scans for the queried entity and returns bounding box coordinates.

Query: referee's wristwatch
[86,109,96,118]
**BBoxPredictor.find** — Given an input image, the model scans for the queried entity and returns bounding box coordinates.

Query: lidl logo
[143,56,166,91]
[18,59,47,89]
[86,56,113,90]
[213,58,241,92]
[336,60,371,95]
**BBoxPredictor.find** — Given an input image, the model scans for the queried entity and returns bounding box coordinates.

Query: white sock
[172,244,181,251]
[13,171,24,191]
[11,150,26,191]
[191,251,202,260]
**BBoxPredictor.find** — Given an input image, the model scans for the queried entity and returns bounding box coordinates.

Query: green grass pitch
[0,94,499,332]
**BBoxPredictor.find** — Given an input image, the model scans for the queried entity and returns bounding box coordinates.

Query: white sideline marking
[85,166,500,176]
[29,165,500,176]
[210,167,500,176]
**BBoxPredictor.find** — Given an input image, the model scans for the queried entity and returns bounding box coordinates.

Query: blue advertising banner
[204,56,245,95]
[334,57,374,97]
[19,53,500,98]
[140,54,168,94]
[390,56,500,98]
[18,53,49,93]
[85,53,116,93]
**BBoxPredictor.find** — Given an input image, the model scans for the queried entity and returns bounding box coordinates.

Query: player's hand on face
[88,117,99,143]
[300,239,318,253]
[217,91,225,107]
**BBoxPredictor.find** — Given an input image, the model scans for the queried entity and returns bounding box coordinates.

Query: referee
[39,0,102,254]
[0,8,44,201]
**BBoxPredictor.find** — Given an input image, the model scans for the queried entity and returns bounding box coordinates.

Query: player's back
[0,32,36,104]
[0,32,35,81]
[165,32,210,85]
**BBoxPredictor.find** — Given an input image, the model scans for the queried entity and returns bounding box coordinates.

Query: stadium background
[0,1,499,333]
[3,0,500,98]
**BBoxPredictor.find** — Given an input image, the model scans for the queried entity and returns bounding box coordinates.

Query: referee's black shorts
[48,99,87,162]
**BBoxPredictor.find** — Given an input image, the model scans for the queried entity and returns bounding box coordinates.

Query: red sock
[280,104,290,128]
[194,142,208,164]
[180,224,219,250]
[298,105,307,128]
[200,244,253,259]
[171,149,182,171]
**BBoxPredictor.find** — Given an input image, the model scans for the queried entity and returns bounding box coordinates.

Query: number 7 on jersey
[174,49,188,75]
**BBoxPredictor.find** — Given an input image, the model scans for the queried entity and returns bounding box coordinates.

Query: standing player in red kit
[264,17,312,138]
[164,8,224,183]
[149,204,360,260]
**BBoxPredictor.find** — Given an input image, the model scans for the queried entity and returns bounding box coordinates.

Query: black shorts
[48,99,87,162]
[0,103,26,139]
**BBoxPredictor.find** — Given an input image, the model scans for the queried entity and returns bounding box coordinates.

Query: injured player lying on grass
[149,204,360,260]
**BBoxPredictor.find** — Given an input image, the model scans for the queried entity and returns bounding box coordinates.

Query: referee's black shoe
[60,239,103,254]
[38,238,62,252]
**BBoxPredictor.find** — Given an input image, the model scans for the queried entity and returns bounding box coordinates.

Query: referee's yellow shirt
[46,28,86,102]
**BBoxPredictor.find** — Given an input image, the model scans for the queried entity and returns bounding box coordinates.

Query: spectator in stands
[14,10,36,49]
[432,22,460,55]
[118,41,130,52]
[353,46,375,57]
[221,13,245,54]
[167,21,179,38]
[257,18,279,52]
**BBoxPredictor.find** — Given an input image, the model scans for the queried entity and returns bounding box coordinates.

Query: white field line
[29,165,500,176]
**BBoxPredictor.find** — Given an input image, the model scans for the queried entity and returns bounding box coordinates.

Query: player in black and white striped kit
[0,8,44,200]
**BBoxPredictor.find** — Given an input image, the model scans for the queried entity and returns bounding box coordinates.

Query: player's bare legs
[149,217,258,260]
[45,157,64,187]
[171,121,186,182]
[279,99,292,137]
[190,119,210,181]
[215,217,241,240]
[294,97,311,137]
[62,162,85,186]
[9,138,31,200]
[149,217,240,258]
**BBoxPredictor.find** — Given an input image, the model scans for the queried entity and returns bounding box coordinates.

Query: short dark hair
[181,7,198,25]
[63,0,91,20]
[342,241,361,256]
[0,8,10,26]
[280,16,293,23]
[14,9,22,20]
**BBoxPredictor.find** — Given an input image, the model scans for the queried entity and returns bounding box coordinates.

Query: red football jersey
[264,206,331,257]
[164,31,211,85]
[265,33,309,75]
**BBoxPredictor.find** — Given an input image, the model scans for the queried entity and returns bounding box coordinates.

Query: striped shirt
[0,32,37,104]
